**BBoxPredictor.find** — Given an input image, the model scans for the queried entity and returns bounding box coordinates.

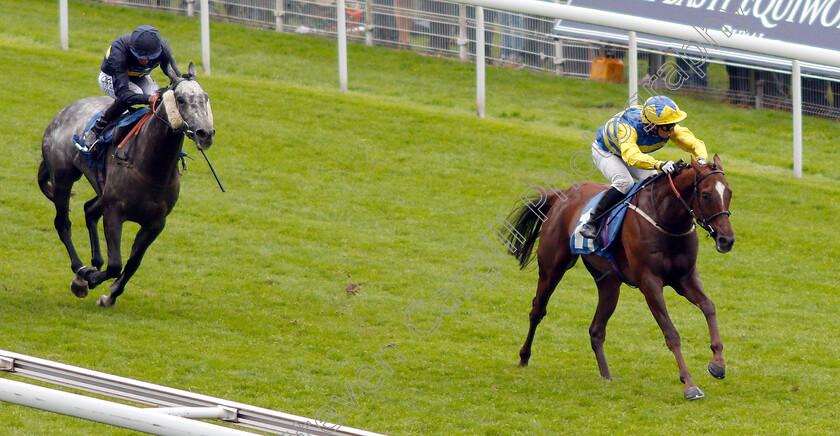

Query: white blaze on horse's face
[715,181,726,208]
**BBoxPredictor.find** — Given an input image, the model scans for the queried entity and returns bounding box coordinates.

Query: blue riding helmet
[129,25,162,60]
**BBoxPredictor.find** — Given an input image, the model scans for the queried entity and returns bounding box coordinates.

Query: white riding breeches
[98,71,159,100]
[591,142,657,194]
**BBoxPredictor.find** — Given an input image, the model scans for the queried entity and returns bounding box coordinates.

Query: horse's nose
[194,129,215,148]
[716,235,735,253]
[195,129,214,142]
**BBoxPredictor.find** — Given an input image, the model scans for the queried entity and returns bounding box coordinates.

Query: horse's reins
[624,163,731,238]
[116,98,158,152]
[655,166,731,237]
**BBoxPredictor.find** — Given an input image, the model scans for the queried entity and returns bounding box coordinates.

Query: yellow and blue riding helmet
[642,95,687,125]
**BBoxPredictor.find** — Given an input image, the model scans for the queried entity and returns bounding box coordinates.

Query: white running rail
[0,349,385,436]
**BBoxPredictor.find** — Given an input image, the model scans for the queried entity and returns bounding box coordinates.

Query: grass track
[1,0,839,434]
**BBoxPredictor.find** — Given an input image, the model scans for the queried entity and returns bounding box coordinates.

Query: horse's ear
[163,62,180,84]
[713,154,723,170]
[688,157,702,172]
[188,62,198,78]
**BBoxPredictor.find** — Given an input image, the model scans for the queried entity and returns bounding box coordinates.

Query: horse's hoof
[70,273,89,298]
[684,386,705,400]
[96,295,113,307]
[708,362,726,379]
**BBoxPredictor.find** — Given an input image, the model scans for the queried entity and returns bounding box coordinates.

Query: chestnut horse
[505,156,733,399]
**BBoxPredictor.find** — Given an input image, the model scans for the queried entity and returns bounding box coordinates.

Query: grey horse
[38,62,215,307]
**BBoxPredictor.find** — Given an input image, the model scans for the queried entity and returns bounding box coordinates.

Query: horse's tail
[505,190,559,269]
[38,159,54,200]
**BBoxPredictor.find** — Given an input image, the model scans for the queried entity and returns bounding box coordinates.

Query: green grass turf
[1,0,839,434]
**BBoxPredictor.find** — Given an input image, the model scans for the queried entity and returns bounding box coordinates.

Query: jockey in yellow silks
[579,95,709,239]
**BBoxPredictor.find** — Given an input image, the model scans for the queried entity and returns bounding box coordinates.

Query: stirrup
[83,130,101,150]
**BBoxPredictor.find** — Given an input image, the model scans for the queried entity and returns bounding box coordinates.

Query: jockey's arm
[159,40,181,78]
[670,125,709,161]
[112,74,153,106]
[106,47,154,106]
[614,125,659,170]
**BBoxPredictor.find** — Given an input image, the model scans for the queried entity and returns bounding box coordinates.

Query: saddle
[73,107,150,188]
[570,180,648,283]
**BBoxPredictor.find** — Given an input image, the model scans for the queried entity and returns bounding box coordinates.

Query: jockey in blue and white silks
[579,95,709,240]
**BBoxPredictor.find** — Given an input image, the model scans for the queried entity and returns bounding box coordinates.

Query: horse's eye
[176,96,186,105]
[702,192,711,200]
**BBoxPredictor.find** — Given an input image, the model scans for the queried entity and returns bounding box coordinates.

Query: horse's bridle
[667,168,732,238]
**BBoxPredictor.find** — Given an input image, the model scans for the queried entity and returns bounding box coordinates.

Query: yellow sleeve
[614,124,658,170]
[670,125,708,160]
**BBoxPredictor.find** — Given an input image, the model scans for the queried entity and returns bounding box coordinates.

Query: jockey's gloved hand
[697,157,707,165]
[660,160,677,173]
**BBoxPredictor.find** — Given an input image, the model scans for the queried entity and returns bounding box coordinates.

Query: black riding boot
[83,117,109,149]
[579,187,625,239]
[84,99,129,149]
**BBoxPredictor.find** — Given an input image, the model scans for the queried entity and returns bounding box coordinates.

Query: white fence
[0,349,383,436]
[455,0,840,177]
[57,0,840,177]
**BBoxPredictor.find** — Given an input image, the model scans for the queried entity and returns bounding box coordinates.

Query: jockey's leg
[580,143,634,239]
[580,187,624,239]
[136,75,160,96]
[628,165,657,182]
[86,71,144,148]
[85,99,128,147]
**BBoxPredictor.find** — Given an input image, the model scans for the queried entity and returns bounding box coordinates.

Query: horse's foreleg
[83,197,104,270]
[640,279,703,400]
[675,271,725,380]
[584,260,622,381]
[97,223,164,307]
[85,213,124,291]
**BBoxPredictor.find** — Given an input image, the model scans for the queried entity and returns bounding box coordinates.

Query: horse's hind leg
[83,197,104,270]
[519,253,578,367]
[41,159,91,297]
[674,270,726,380]
[51,188,85,275]
[40,163,85,275]
[97,222,164,307]
[582,259,622,380]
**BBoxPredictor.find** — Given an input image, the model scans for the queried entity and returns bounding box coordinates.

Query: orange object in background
[590,57,625,83]
[346,9,363,27]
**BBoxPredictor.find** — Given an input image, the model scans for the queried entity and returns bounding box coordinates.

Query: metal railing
[0,349,384,436]
[102,0,840,120]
